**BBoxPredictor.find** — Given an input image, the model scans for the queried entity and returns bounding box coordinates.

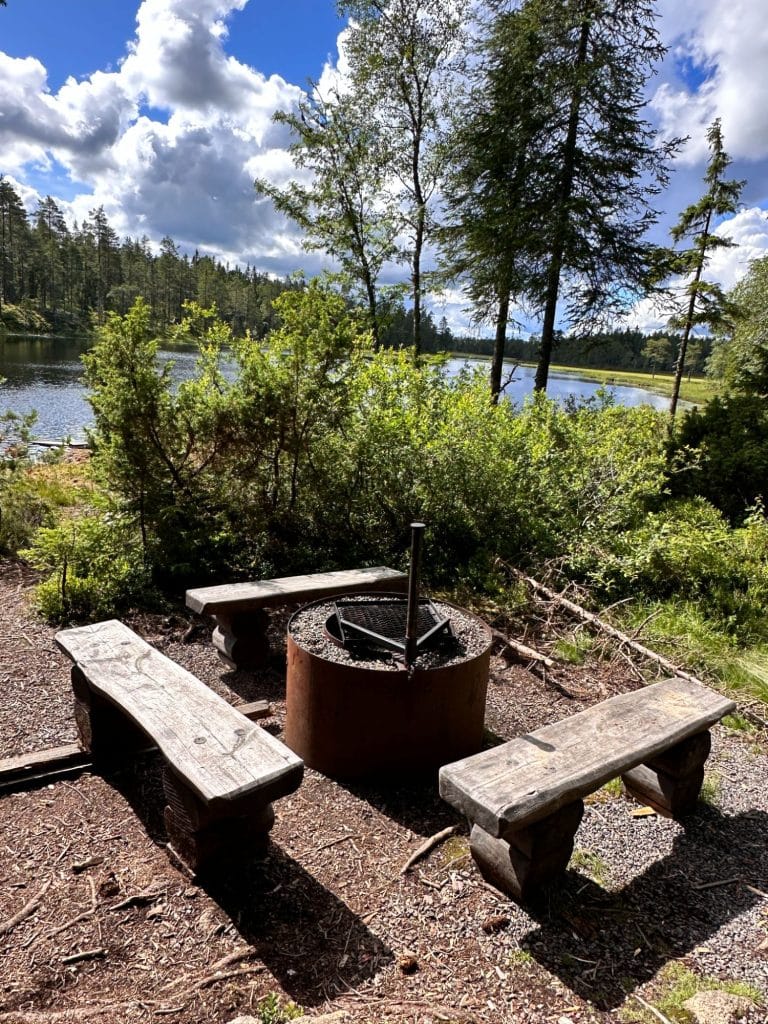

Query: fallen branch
[492,629,554,668]
[400,826,458,875]
[0,878,51,935]
[511,568,707,686]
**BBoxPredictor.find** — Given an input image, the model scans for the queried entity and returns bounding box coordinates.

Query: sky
[2,0,768,335]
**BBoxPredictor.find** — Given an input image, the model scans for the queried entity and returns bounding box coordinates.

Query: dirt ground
[1,557,767,1024]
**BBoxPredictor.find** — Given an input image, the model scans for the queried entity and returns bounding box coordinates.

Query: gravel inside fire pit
[289,596,491,670]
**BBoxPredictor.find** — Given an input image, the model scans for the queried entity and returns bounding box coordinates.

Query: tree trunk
[534,16,591,393]
[669,208,712,421]
[490,291,510,403]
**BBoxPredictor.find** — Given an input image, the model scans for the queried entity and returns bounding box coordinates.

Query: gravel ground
[1,556,767,1023]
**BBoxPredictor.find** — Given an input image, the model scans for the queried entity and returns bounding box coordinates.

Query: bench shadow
[107,755,393,1006]
[520,805,768,1010]
[336,770,459,839]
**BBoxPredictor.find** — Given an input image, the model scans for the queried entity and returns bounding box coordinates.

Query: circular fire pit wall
[285,597,492,779]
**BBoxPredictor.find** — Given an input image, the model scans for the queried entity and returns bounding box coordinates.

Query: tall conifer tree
[666,119,744,419]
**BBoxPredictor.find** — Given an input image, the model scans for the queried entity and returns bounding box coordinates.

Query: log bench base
[470,800,585,901]
[439,677,735,903]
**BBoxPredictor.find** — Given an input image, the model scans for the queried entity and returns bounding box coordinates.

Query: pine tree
[452,0,678,393]
[665,119,744,419]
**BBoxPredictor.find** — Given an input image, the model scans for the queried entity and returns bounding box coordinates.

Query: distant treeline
[1,178,703,374]
[0,178,294,337]
[452,328,711,376]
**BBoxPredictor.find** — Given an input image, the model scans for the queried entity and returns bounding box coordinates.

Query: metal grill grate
[334,597,452,656]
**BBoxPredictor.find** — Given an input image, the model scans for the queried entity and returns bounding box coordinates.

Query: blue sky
[2,0,768,333]
[1,0,346,91]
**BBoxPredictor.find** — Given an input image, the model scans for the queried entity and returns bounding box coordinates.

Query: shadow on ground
[109,755,393,1007]
[520,805,768,1009]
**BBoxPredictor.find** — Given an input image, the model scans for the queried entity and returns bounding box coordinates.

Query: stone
[683,990,756,1024]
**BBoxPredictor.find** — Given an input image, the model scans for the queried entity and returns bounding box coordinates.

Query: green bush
[23,509,154,623]
[0,410,60,554]
[670,395,768,523]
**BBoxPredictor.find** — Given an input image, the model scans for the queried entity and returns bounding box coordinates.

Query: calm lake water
[0,335,669,443]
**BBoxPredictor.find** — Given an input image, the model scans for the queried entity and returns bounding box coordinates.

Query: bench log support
[57,619,303,875]
[212,610,270,671]
[470,800,584,901]
[162,768,275,871]
[622,730,711,818]
[71,666,146,763]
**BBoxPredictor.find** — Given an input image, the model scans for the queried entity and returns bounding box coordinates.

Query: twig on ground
[109,886,165,912]
[633,993,674,1024]
[317,833,361,851]
[400,826,459,875]
[0,878,51,935]
[61,947,107,965]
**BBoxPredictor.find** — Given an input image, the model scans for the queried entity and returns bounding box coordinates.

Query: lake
[0,335,670,443]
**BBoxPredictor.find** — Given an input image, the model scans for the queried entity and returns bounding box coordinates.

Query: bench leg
[162,768,275,873]
[622,730,711,819]
[469,800,584,902]
[71,666,146,763]
[211,610,270,671]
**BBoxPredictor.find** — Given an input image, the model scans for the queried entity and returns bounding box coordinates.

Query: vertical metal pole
[405,522,425,667]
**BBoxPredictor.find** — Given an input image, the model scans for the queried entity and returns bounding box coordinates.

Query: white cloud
[624,207,768,332]
[653,0,768,164]
[1,0,310,273]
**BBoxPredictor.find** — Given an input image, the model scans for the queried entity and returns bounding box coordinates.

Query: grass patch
[440,835,470,869]
[508,948,535,968]
[621,961,763,1023]
[570,848,610,886]
[255,992,303,1024]
[548,363,718,406]
[722,712,756,734]
[586,776,624,805]
[553,629,594,665]
[619,599,768,709]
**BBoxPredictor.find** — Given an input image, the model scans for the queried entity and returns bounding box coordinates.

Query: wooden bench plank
[439,677,735,837]
[55,620,302,809]
[185,566,407,616]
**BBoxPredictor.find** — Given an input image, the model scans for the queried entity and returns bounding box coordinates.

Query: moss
[440,835,470,869]
[699,772,721,807]
[619,961,763,1023]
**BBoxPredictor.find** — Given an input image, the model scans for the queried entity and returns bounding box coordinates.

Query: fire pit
[284,525,492,779]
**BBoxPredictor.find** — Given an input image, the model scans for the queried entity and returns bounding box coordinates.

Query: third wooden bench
[439,677,735,902]
[186,566,407,669]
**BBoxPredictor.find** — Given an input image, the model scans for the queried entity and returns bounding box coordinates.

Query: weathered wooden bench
[56,619,304,872]
[186,566,408,669]
[439,677,735,902]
